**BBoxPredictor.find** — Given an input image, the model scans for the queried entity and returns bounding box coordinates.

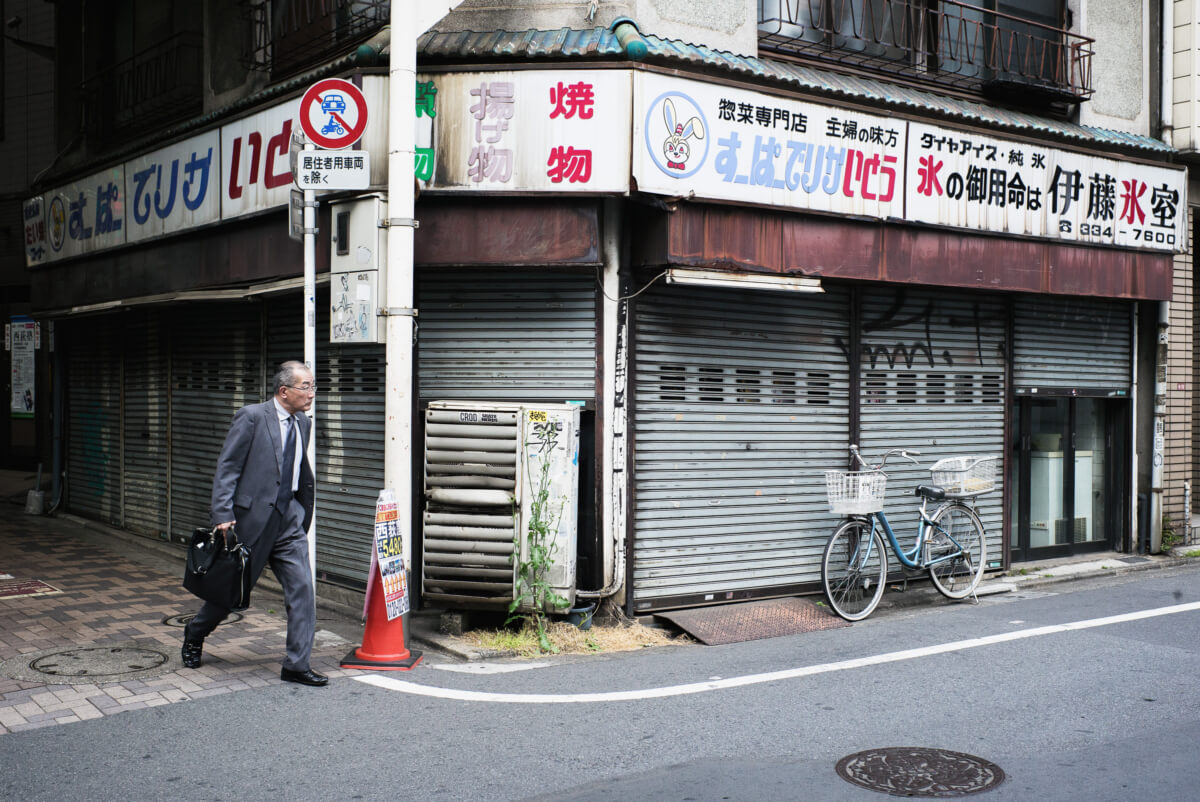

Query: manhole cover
[162,612,242,628]
[0,642,178,684]
[836,747,1005,797]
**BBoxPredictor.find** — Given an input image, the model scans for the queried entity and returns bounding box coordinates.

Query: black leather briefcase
[183,527,253,611]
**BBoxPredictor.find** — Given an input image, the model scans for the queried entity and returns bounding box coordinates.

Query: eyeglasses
[287,383,317,393]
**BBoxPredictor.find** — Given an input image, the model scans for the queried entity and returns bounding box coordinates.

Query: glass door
[1010,397,1126,561]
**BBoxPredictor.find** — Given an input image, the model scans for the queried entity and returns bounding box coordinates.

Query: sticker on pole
[298,78,369,150]
[373,491,409,620]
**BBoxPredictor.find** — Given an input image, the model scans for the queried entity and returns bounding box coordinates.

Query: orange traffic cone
[340,552,423,671]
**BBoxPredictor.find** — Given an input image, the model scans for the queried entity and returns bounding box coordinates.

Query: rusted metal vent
[835,746,1005,797]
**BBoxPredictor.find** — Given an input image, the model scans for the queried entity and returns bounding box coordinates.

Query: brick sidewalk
[0,508,363,735]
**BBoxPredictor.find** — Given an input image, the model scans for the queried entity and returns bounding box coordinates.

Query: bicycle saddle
[915,485,946,501]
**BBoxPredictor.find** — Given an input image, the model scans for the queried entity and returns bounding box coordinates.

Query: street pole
[386,5,416,572]
[304,142,318,580]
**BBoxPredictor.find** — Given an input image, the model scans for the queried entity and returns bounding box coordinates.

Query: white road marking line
[353,601,1200,704]
[431,661,554,675]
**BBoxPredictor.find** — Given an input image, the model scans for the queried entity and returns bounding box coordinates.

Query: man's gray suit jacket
[211,400,315,546]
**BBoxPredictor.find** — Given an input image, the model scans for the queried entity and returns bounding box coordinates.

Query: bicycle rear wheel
[928,502,986,599]
[822,519,887,621]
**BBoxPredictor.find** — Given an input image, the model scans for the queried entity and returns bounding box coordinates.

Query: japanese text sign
[418,70,632,192]
[633,71,905,221]
[633,73,1186,254]
[906,122,1186,250]
[125,131,221,244]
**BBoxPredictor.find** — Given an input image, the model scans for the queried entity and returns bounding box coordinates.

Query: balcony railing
[758,0,1093,104]
[81,31,204,145]
[242,0,390,78]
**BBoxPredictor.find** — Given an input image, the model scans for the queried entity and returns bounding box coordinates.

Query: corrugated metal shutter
[169,303,263,538]
[857,288,1007,548]
[631,284,851,611]
[122,311,169,537]
[266,292,382,588]
[417,269,597,403]
[66,317,122,525]
[1013,296,1132,390]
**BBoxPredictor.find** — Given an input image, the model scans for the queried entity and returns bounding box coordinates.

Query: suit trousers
[185,497,316,672]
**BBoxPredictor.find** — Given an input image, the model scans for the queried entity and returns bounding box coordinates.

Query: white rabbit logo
[662,98,704,171]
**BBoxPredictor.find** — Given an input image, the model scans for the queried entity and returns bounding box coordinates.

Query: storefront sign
[22,76,393,267]
[38,167,126,262]
[633,71,904,221]
[23,70,1186,266]
[632,73,1186,254]
[906,122,1186,251]
[419,70,632,192]
[221,102,297,221]
[125,131,221,244]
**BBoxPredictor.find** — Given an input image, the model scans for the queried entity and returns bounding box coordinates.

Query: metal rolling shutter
[169,303,263,539]
[857,288,1007,550]
[266,292,382,587]
[66,317,122,525]
[417,269,597,404]
[631,284,851,611]
[122,311,169,537]
[1013,296,1132,391]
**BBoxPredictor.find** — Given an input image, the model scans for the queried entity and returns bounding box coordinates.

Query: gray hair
[273,361,310,395]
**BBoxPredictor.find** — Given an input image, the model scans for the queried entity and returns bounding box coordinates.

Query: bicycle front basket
[825,469,887,515]
[930,456,999,498]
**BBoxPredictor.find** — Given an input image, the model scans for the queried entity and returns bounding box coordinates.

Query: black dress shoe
[181,639,204,669]
[280,667,329,687]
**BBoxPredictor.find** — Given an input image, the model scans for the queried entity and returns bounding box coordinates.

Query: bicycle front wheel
[928,502,987,600]
[822,519,887,621]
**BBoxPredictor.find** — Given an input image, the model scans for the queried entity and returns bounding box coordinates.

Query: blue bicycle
[820,445,996,621]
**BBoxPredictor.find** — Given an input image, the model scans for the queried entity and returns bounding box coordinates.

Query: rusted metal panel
[414,199,601,266]
[30,213,323,312]
[645,205,1170,301]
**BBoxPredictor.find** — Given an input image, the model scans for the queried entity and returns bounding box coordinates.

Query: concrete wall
[436,0,759,56]
[1077,0,1153,135]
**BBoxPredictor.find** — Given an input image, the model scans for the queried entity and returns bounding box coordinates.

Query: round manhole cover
[0,642,179,684]
[162,612,242,628]
[836,747,1005,797]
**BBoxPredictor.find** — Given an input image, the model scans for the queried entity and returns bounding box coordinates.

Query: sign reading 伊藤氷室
[23,69,1187,267]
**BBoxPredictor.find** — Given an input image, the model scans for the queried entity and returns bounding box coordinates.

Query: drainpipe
[1150,301,1169,553]
[577,198,626,601]
[1161,0,1174,146]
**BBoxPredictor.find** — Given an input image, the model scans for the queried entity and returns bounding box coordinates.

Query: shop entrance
[1009,396,1130,561]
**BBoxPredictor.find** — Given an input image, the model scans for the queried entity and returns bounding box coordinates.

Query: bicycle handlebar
[849,444,921,471]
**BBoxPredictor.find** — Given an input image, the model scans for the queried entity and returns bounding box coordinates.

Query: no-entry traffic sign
[299,78,369,150]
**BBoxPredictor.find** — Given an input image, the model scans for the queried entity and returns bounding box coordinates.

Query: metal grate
[758,0,1092,105]
[421,407,520,608]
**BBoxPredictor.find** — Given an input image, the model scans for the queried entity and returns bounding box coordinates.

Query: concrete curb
[26,506,1200,661]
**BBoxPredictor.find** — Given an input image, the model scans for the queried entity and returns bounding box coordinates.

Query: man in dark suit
[182,360,327,687]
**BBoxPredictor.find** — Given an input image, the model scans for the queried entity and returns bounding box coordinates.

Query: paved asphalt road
[3,563,1199,801]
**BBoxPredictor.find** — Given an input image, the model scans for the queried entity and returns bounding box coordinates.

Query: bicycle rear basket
[825,470,887,515]
[930,456,999,498]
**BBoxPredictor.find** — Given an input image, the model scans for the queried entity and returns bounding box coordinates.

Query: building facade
[20,1,1192,615]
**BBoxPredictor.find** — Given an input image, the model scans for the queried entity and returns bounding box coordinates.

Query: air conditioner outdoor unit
[421,401,579,612]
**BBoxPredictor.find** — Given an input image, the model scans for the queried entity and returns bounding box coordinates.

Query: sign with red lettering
[299,78,369,150]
